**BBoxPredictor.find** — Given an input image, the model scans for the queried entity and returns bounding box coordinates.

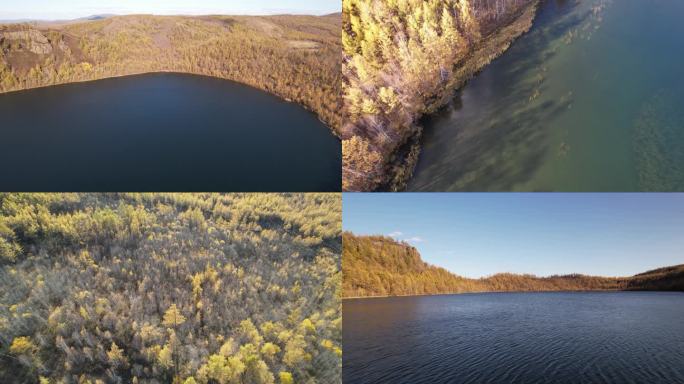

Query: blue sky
[343,193,684,278]
[0,0,340,20]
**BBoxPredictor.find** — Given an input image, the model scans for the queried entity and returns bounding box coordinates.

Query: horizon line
[0,10,340,22]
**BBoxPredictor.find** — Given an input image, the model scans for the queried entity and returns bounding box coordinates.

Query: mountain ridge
[343,233,684,298]
[0,13,341,131]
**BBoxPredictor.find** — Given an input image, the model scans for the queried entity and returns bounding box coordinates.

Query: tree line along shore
[342,0,539,191]
[343,233,684,298]
[0,14,342,133]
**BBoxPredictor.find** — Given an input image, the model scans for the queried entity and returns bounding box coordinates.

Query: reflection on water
[344,292,684,384]
[409,0,684,191]
[0,73,341,191]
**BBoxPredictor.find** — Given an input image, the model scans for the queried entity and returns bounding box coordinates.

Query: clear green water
[409,0,684,192]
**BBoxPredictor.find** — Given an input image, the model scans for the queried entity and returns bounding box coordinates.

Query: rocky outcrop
[57,37,71,56]
[1,29,53,55]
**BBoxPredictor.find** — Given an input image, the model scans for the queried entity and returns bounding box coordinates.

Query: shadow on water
[418,98,566,192]
[408,1,592,191]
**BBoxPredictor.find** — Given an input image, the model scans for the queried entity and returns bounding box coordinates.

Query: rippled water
[409,0,684,191]
[344,292,684,383]
[0,73,341,191]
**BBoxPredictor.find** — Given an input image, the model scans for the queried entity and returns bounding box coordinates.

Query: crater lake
[0,73,341,191]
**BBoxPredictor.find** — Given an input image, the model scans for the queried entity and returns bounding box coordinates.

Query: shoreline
[381,1,541,191]
[342,234,684,302]
[0,70,168,95]
[0,69,337,135]
[342,289,684,300]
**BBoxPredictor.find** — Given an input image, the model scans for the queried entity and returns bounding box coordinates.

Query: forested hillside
[343,233,684,297]
[0,193,342,384]
[0,14,341,130]
[341,0,538,190]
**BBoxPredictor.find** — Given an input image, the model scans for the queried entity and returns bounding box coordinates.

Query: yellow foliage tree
[300,318,315,334]
[162,304,186,328]
[107,342,127,368]
[283,335,307,368]
[260,342,280,358]
[239,319,263,346]
[9,336,35,355]
[279,371,294,384]
[198,354,245,384]
[158,344,174,369]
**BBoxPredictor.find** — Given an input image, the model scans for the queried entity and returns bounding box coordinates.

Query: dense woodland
[0,194,342,384]
[341,0,538,190]
[0,14,341,131]
[343,233,684,297]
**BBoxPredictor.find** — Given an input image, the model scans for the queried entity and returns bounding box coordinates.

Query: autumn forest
[342,0,538,190]
[0,193,342,384]
[0,13,341,131]
[3,0,684,382]
[343,233,684,298]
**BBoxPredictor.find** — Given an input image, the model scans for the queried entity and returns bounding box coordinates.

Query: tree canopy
[0,193,342,384]
[341,0,538,190]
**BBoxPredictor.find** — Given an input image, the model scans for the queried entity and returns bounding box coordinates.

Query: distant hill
[0,13,341,131]
[625,265,684,291]
[77,14,116,21]
[0,14,115,23]
[343,233,684,297]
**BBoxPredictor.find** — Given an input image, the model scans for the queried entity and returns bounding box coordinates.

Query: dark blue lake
[0,73,341,191]
[344,292,684,383]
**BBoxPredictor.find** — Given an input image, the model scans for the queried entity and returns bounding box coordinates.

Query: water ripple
[344,292,684,383]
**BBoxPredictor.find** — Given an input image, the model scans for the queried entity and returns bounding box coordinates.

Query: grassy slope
[343,233,684,298]
[0,14,341,132]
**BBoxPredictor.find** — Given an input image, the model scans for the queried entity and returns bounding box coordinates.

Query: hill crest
[343,233,684,298]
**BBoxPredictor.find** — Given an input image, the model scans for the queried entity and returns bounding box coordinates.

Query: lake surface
[344,292,684,384]
[0,73,340,191]
[409,0,684,191]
